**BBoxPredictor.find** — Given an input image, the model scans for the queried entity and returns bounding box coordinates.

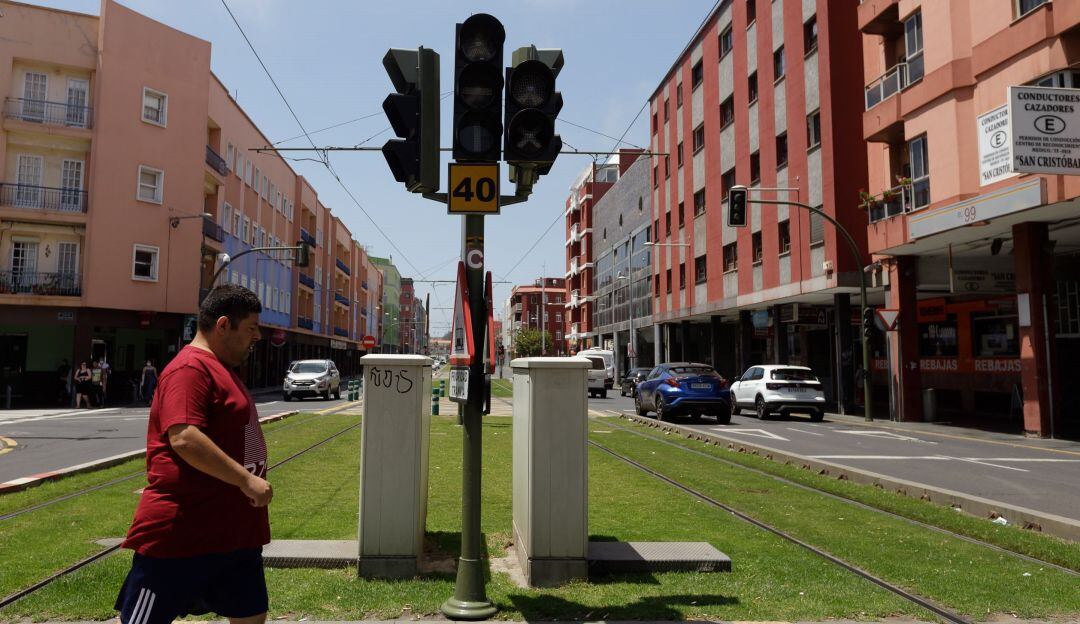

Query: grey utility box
[357,354,432,578]
[511,356,591,587]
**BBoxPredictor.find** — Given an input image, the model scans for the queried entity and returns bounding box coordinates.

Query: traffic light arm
[747,198,875,422]
[207,244,309,294]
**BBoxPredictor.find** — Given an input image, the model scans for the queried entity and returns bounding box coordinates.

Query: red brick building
[508,278,568,356]
[564,162,617,351]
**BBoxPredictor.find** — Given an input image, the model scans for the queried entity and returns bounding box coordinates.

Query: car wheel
[600,389,607,399]
[810,410,824,422]
[690,412,702,422]
[635,393,648,416]
[716,403,731,424]
[655,394,667,421]
[283,393,292,402]
[755,396,769,420]
[334,387,341,400]
[322,389,331,400]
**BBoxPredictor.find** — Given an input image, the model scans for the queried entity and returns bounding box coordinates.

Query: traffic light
[504,45,564,184]
[727,185,748,227]
[862,307,875,339]
[381,47,440,193]
[295,240,312,268]
[453,14,505,162]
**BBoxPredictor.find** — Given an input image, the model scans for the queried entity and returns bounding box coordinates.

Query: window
[694,189,706,216]
[242,216,250,243]
[676,83,683,107]
[21,72,47,121]
[652,112,658,134]
[678,202,685,228]
[692,60,704,89]
[693,123,705,152]
[695,255,707,284]
[723,242,738,272]
[778,220,791,254]
[773,46,785,81]
[803,16,818,54]
[679,263,686,290]
[233,211,241,236]
[776,132,788,168]
[142,88,167,126]
[226,143,234,167]
[810,208,825,246]
[222,203,232,234]
[664,155,671,179]
[972,310,1020,357]
[721,168,736,200]
[666,269,672,293]
[807,110,822,149]
[1018,0,1049,16]
[655,274,661,295]
[663,99,669,122]
[132,245,159,281]
[746,0,756,23]
[665,211,672,236]
[654,219,660,241]
[136,166,163,203]
[720,96,735,128]
[904,11,924,84]
[720,25,734,58]
[750,151,761,184]
[920,317,958,357]
[909,134,931,208]
[653,166,659,189]
[58,241,79,275]
[677,142,684,168]
[748,72,758,104]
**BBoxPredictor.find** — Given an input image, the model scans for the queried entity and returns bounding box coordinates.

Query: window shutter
[810,210,825,245]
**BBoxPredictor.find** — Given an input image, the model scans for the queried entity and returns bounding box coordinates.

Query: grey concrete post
[653,322,662,366]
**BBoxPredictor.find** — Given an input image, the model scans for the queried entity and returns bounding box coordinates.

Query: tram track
[600,414,1080,578]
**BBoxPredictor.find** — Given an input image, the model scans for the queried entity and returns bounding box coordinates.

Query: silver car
[283,359,341,401]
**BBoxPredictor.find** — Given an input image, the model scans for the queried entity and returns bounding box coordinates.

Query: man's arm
[166,423,272,507]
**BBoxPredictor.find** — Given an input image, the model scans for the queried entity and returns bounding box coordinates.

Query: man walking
[115,285,272,624]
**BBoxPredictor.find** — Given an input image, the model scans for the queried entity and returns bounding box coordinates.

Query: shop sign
[977,105,1015,186]
[56,310,75,322]
[907,178,1042,239]
[269,328,286,347]
[916,299,948,323]
[973,358,1021,373]
[1009,85,1080,175]
[950,268,1015,294]
[330,339,348,350]
[780,304,827,326]
[920,358,959,372]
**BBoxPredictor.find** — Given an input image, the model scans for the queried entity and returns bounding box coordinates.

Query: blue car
[634,362,732,423]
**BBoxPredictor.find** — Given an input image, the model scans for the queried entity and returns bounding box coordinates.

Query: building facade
[564,161,617,351]
[859,0,1080,437]
[369,255,401,353]
[647,0,870,410]
[508,277,568,357]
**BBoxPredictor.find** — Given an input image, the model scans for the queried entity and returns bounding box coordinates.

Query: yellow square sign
[448,163,500,214]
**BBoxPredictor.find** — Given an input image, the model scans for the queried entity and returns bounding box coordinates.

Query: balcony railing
[298,272,315,289]
[334,326,349,337]
[4,97,91,129]
[361,280,368,290]
[297,316,314,330]
[300,228,316,247]
[361,306,368,316]
[335,258,351,276]
[0,183,87,212]
[205,145,229,176]
[335,293,350,307]
[0,271,81,296]
[865,62,908,110]
[202,215,224,242]
[867,184,911,223]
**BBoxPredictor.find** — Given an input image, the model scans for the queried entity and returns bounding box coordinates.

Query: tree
[512,327,552,358]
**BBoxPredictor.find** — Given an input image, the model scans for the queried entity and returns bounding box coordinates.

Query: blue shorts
[114,548,267,623]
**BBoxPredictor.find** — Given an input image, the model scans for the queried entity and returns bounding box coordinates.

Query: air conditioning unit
[822,260,835,274]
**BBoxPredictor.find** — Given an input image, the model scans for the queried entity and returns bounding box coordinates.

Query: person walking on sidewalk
[73,361,92,409]
[140,359,159,406]
[90,360,103,407]
[115,285,272,624]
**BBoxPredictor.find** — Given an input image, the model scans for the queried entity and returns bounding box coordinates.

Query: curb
[0,410,300,495]
[616,413,1080,542]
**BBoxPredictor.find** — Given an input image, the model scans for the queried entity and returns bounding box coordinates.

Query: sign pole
[442,213,495,620]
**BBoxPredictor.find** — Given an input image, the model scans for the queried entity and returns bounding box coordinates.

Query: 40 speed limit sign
[448,163,500,215]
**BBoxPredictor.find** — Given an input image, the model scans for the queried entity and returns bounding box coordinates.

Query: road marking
[0,436,16,456]
[712,428,790,441]
[971,458,1080,462]
[838,429,936,444]
[832,417,1080,457]
[786,427,825,436]
[811,455,949,460]
[942,455,1029,473]
[0,408,120,425]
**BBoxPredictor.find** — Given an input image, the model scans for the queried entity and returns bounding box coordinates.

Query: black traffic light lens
[458,63,502,109]
[509,60,554,108]
[457,112,499,156]
[507,109,554,158]
[459,14,505,62]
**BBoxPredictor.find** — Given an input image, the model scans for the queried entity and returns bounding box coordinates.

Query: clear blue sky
[32,0,713,336]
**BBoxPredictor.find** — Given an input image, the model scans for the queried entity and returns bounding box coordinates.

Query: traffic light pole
[746,198,874,422]
[442,214,497,620]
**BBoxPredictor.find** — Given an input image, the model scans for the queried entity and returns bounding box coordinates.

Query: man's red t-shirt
[122,345,269,558]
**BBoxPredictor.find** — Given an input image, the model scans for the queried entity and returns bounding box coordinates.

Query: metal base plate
[587,541,732,573]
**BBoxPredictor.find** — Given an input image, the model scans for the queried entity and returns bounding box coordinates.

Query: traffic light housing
[504,46,564,184]
[727,185,748,227]
[862,307,875,339]
[295,240,312,268]
[381,47,440,193]
[453,14,505,162]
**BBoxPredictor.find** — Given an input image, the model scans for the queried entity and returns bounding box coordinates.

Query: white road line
[837,429,936,444]
[0,409,120,425]
[713,428,790,441]
[943,455,1030,473]
[972,458,1080,462]
[786,427,825,436]
[811,455,949,460]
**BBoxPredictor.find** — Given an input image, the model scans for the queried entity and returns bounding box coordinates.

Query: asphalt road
[0,395,346,484]
[587,389,1080,522]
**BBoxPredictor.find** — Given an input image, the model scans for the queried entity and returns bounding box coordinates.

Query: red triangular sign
[876,309,900,331]
[450,261,474,366]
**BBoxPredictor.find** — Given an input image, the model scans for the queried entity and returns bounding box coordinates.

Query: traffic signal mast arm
[208,242,312,290]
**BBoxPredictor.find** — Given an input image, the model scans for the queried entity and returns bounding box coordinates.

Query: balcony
[361,280,369,291]
[205,145,229,176]
[300,228,316,247]
[335,292,350,307]
[297,316,314,330]
[335,258,351,276]
[298,272,315,289]
[0,183,87,213]
[0,271,81,296]
[202,215,224,242]
[866,184,912,224]
[865,63,910,110]
[3,97,91,129]
[361,305,368,316]
[334,326,349,337]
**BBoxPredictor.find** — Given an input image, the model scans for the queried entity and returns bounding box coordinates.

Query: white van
[577,348,614,389]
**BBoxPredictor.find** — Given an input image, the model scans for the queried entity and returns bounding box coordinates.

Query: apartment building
[648,0,870,410]
[0,0,382,404]
[508,277,568,357]
[369,255,401,353]
[564,160,618,351]
[859,0,1080,437]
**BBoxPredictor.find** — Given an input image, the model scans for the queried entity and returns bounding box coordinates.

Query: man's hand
[241,474,273,507]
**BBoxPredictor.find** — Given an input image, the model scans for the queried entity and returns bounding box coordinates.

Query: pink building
[0,0,380,404]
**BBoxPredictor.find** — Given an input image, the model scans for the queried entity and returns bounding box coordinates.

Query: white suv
[728,365,825,421]
[283,359,341,401]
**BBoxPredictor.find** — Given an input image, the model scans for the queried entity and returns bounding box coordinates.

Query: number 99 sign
[448,163,500,215]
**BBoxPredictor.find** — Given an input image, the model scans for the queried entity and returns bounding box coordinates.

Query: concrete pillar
[663,324,672,362]
[653,323,663,366]
[1013,222,1059,437]
[834,293,854,414]
[887,257,921,422]
[357,354,433,577]
[773,306,788,364]
[612,332,621,380]
[738,310,753,373]
[511,357,590,586]
[680,321,691,361]
[709,315,723,370]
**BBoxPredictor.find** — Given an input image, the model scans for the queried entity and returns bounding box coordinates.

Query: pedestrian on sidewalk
[57,358,71,405]
[90,360,103,407]
[140,359,159,405]
[115,284,272,624]
[74,361,92,409]
[98,357,111,405]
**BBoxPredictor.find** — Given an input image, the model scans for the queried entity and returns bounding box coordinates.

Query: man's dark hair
[199,284,262,331]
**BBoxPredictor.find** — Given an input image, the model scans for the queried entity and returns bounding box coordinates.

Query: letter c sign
[467,249,484,269]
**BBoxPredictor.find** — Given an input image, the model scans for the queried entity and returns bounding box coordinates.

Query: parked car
[634,362,731,423]
[728,364,825,421]
[283,359,341,401]
[578,348,615,389]
[586,355,608,398]
[619,367,652,397]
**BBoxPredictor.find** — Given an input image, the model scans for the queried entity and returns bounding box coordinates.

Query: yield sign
[449,261,474,367]
[710,428,789,442]
[876,308,900,331]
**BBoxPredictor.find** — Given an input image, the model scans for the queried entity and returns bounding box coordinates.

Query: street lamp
[615,272,634,375]
[644,241,690,247]
[169,211,213,228]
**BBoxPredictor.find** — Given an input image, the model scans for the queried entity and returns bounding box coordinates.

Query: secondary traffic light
[295,240,312,268]
[453,14,505,163]
[381,47,440,193]
[862,307,875,339]
[504,46,564,184]
[727,185,748,227]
